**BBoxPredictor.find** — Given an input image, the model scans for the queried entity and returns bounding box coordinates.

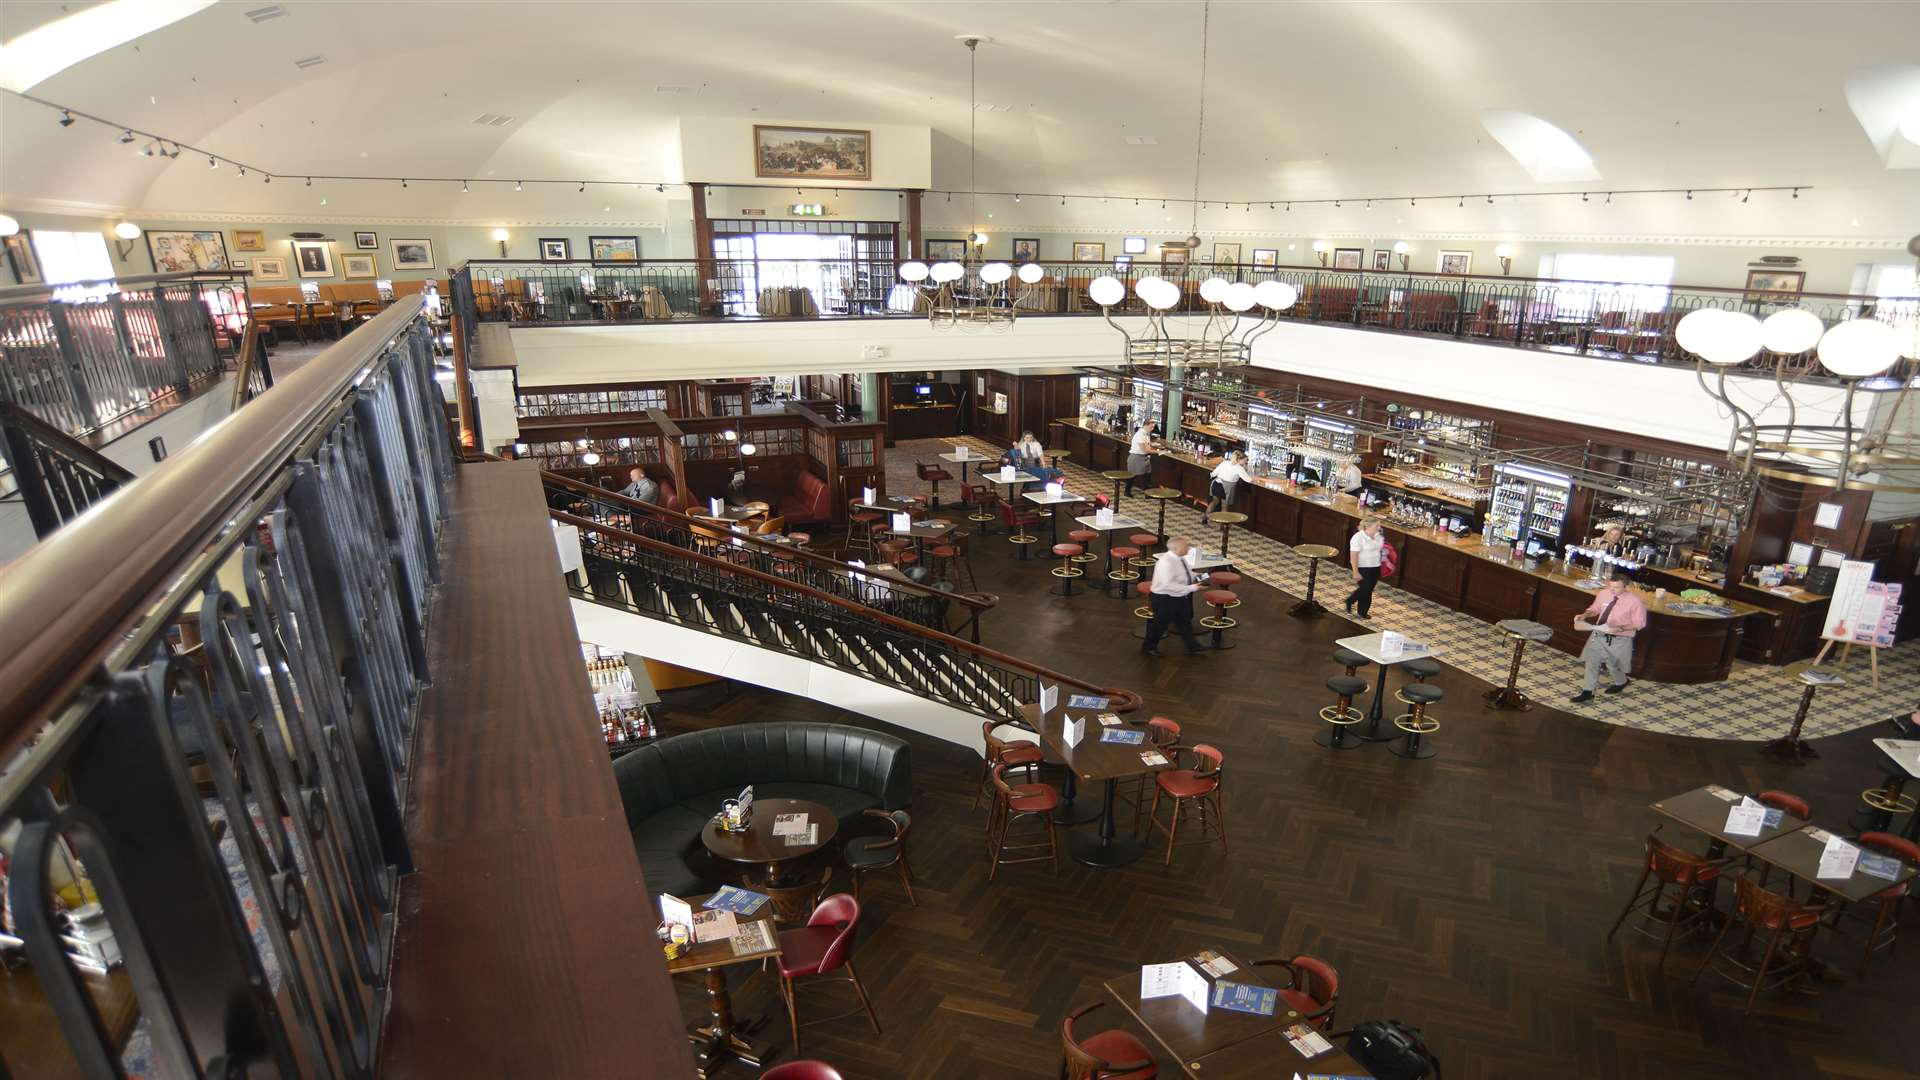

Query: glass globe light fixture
[1017,262,1044,284]
[1198,277,1230,304]
[979,262,1013,284]
[1223,282,1257,312]
[0,214,19,237]
[1697,311,1763,365]
[114,221,142,240]
[1140,278,1182,310]
[898,260,930,283]
[580,449,601,466]
[1760,308,1825,355]
[1675,308,1728,358]
[1088,275,1126,307]
[740,442,757,456]
[1817,318,1901,378]
[929,261,965,284]
[1253,280,1298,310]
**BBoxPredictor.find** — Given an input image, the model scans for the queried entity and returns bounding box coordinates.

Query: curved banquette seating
[611,722,913,897]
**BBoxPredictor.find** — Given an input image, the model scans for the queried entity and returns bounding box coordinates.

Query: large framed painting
[293,240,334,278]
[1251,248,1278,269]
[342,253,377,279]
[390,238,435,270]
[232,229,266,252]
[1072,241,1105,262]
[3,233,42,284]
[925,238,967,261]
[1332,247,1363,271]
[1437,250,1473,275]
[540,237,572,261]
[1744,269,1805,304]
[145,229,230,272]
[1012,237,1041,262]
[753,125,872,181]
[1213,242,1241,265]
[252,256,287,281]
[588,235,639,263]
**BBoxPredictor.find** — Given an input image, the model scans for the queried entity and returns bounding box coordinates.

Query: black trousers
[1345,565,1381,617]
[1143,592,1204,653]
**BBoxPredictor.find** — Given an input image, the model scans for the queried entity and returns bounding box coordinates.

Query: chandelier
[1682,304,1920,492]
[1087,274,1298,368]
[897,35,1043,332]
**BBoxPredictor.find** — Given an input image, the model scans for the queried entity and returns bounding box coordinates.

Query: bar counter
[1052,418,1760,684]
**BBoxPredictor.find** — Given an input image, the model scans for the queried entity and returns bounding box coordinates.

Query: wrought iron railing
[552,509,1135,726]
[0,271,253,440]
[542,470,995,642]
[0,299,451,1077]
[449,257,1919,379]
[0,402,137,539]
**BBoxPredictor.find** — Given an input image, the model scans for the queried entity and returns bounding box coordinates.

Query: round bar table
[1100,469,1135,510]
[1207,512,1247,557]
[1763,669,1838,761]
[1485,619,1553,710]
[1289,544,1339,617]
[1143,487,1182,544]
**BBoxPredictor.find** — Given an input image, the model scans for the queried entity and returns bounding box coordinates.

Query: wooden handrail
[540,469,992,611]
[0,299,429,751]
[552,509,1115,698]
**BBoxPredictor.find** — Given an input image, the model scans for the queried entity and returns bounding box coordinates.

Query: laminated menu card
[728,919,776,957]
[1062,714,1086,748]
[1097,712,1122,727]
[689,908,738,944]
[1190,949,1238,978]
[1379,631,1405,659]
[1209,981,1278,1016]
[1139,961,1209,1013]
[1139,749,1170,767]
[1858,852,1904,881]
[1100,728,1146,745]
[1068,694,1110,710]
[1283,1022,1334,1057]
[771,813,810,837]
[704,885,770,915]
[1723,797,1767,837]
[779,823,820,846]
[1816,834,1861,880]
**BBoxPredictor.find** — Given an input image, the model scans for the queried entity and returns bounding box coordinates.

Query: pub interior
[2,3,1920,1080]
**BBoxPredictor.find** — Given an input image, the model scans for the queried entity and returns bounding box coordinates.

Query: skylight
[1478,109,1601,184]
[0,0,218,93]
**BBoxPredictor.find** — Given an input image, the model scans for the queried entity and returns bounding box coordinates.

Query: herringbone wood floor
[654,513,1920,1080]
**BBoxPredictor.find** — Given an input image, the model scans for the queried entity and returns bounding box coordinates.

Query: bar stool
[1333,647,1371,678]
[1051,543,1085,596]
[1851,832,1918,973]
[1402,657,1441,683]
[975,721,1043,812]
[1199,589,1239,650]
[1134,580,1153,620]
[1107,546,1141,593]
[1067,529,1100,564]
[987,763,1059,880]
[1208,570,1240,591]
[1692,875,1824,1014]
[1128,533,1158,570]
[1390,684,1442,760]
[1318,676,1369,751]
[1606,832,1731,968]
[1121,717,1184,831]
[1208,512,1248,557]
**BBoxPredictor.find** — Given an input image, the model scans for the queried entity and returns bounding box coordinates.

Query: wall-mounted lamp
[491,227,510,257]
[112,220,142,259]
[1494,243,1515,275]
[1311,240,1330,267]
[1391,240,1411,271]
[0,214,19,237]
[740,442,757,456]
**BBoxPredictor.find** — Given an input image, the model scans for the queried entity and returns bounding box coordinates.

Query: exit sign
[790,203,825,216]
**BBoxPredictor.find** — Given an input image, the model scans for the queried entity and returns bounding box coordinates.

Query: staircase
[0,402,137,539]
[547,484,1137,744]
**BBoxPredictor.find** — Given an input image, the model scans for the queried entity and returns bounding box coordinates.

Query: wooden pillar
[903,189,923,261]
[691,182,715,316]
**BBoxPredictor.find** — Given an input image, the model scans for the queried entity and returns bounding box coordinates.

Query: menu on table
[1190,949,1237,978]
[1210,981,1279,1016]
[1283,1022,1334,1058]
[728,919,776,957]
[703,885,770,915]
[1815,831,1861,879]
[1097,712,1123,727]
[1139,749,1170,767]
[1100,728,1147,745]
[1069,694,1110,710]
[1857,852,1904,881]
[689,908,738,944]
[772,812,811,837]
[1140,960,1209,1013]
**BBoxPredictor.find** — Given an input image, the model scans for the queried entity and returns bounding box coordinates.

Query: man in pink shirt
[1569,578,1648,703]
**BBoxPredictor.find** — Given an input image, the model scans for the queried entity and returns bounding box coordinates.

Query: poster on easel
[1820,560,1875,643]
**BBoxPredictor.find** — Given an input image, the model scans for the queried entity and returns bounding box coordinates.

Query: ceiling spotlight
[657,183,665,193]
[1581,192,1589,202]
[579,181,586,192]
[1791,187,1800,199]
[1365,200,1372,210]
[1334,200,1341,208]
[1686,190,1693,200]
[1606,191,1613,204]
[1286,202,1291,212]
[305,176,312,186]
[263,174,271,184]
[116,129,135,144]
[1458,196,1464,207]
[1486,194,1493,204]
[140,142,156,157]
[319,197,328,205]
[515,179,523,191]
[1061,195,1067,205]
[57,110,75,127]
[461,180,470,193]
[1410,198,1416,207]
[1741,189,1750,203]
[1014,193,1021,202]
[237,165,246,177]
[208,156,219,169]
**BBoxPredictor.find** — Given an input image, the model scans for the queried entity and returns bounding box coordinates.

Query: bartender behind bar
[1333,457,1365,496]
[1569,578,1648,702]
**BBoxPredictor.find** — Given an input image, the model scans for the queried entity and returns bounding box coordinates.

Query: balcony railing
[451,258,1919,379]
[0,271,254,441]
[0,299,451,1077]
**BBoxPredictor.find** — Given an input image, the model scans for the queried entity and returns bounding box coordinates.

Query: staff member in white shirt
[1202,450,1252,525]
[1345,515,1385,618]
[1333,458,1365,497]
[1140,538,1210,656]
[1124,420,1158,496]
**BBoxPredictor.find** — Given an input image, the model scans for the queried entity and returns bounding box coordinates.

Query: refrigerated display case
[1489,463,1572,550]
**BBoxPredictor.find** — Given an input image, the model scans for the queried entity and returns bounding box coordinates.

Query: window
[32,230,114,295]
[1864,262,1919,344]
[1538,252,1675,315]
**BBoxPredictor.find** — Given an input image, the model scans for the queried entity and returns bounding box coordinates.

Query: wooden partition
[516,378,690,420]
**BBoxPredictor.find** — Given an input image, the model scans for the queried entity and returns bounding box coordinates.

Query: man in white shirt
[1141,538,1210,656]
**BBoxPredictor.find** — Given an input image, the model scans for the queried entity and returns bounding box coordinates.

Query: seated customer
[620,467,659,504]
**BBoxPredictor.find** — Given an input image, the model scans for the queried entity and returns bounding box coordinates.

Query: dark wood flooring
[654,520,1919,1080]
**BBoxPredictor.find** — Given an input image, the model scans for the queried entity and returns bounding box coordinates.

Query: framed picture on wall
[925,238,967,260]
[1213,242,1241,265]
[540,237,571,261]
[232,229,266,252]
[1162,247,1190,267]
[1744,269,1805,304]
[354,231,378,250]
[1332,247,1364,271]
[3,232,42,284]
[1012,237,1041,262]
[1070,241,1105,262]
[1251,248,1278,269]
[293,240,334,278]
[252,256,287,281]
[390,238,435,270]
[1437,249,1473,275]
[1113,256,1132,270]
[145,229,230,272]
[753,124,872,181]
[588,235,639,263]
[1371,249,1391,271]
[342,253,377,279]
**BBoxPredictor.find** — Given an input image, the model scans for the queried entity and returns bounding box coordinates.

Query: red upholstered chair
[961,483,996,528]
[1692,874,1825,1013]
[776,893,881,1055]
[1607,832,1730,966]
[988,762,1059,879]
[1852,832,1919,973]
[915,461,953,508]
[1250,954,1340,1029]
[975,720,1043,812]
[998,500,1043,556]
[1121,717,1183,831]
[780,471,832,526]
[760,1062,845,1080]
[1756,790,1811,819]
[1146,744,1226,866]
[1060,1002,1158,1080]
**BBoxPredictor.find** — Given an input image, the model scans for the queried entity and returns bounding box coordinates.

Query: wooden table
[1745,824,1919,904]
[1334,631,1441,741]
[1100,468,1135,510]
[1023,700,1170,868]
[1650,784,1809,854]
[888,516,958,559]
[1143,487,1183,544]
[700,797,839,891]
[1290,543,1339,617]
[1207,511,1248,557]
[1179,1025,1376,1079]
[669,890,785,1078]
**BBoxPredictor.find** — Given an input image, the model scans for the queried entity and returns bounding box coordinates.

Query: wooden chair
[1250,954,1340,1029]
[776,893,880,1055]
[1120,717,1182,832]
[1691,874,1825,1013]
[1608,831,1730,967]
[1145,744,1226,866]
[1060,1002,1158,1080]
[844,809,914,906]
[975,720,1043,812]
[1850,832,1918,973]
[987,763,1058,880]
[752,515,788,536]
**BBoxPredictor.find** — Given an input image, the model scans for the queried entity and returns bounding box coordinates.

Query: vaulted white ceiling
[2,0,1916,243]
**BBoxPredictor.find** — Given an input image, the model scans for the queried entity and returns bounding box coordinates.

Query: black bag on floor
[1339,1019,1440,1080]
